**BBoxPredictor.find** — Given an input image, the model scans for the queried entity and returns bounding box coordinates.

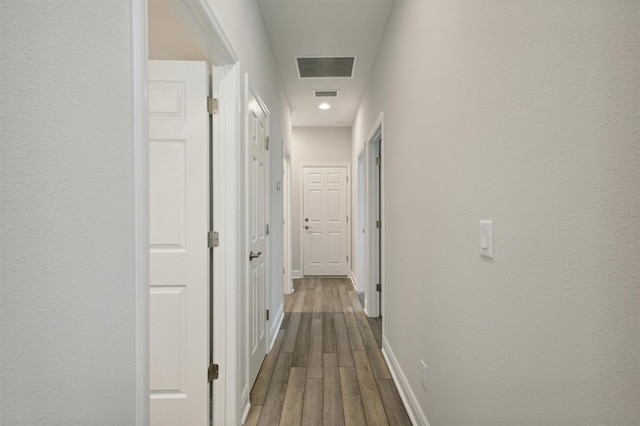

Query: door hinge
[376,283,382,292]
[347,176,349,183]
[266,309,270,321]
[207,97,219,115]
[347,255,349,262]
[266,224,269,235]
[376,156,381,166]
[265,136,270,150]
[283,268,285,275]
[347,215,349,223]
[376,220,382,229]
[208,231,219,248]
[208,364,219,382]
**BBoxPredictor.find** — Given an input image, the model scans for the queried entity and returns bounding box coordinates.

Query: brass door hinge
[376,283,382,292]
[266,309,270,321]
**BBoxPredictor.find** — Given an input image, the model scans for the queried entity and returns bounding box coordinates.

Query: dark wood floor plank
[282,289,306,353]
[340,288,365,351]
[339,367,366,426]
[349,292,391,379]
[377,379,412,426]
[283,291,295,313]
[302,378,323,426]
[292,313,311,366]
[323,311,337,354]
[353,351,388,426]
[332,287,342,313]
[251,332,285,404]
[323,353,345,426]
[307,315,323,378]
[367,316,382,349]
[257,352,292,426]
[279,367,306,426]
[334,313,354,367]
[244,404,262,426]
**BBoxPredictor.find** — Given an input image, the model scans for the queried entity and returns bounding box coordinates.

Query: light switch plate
[480,220,493,258]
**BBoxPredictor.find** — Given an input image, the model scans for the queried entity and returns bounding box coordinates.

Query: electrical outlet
[420,360,428,391]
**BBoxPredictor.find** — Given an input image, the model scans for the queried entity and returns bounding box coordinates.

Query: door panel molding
[300,163,351,277]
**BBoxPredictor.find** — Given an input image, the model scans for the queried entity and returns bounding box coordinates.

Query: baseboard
[382,336,430,426]
[269,303,284,350]
[240,384,250,425]
[349,270,358,290]
[292,269,302,279]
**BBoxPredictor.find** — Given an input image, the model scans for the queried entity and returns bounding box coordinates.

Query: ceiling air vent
[296,56,356,79]
[314,90,339,98]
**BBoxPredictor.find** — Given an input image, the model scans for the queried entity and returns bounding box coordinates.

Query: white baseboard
[269,303,284,350]
[382,336,430,426]
[349,270,358,290]
[240,384,250,425]
[292,269,302,279]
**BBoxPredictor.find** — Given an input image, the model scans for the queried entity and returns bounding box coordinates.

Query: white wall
[207,0,291,419]
[291,127,352,273]
[352,1,640,424]
[1,1,139,424]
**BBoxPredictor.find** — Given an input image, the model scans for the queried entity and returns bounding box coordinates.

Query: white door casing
[302,165,350,276]
[148,60,209,426]
[247,84,270,388]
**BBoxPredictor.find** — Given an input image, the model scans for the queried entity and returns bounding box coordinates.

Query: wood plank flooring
[246,278,411,426]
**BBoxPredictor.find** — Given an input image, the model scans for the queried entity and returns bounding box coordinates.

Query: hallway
[245,278,411,426]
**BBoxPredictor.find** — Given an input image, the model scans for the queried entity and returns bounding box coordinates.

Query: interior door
[248,87,269,387]
[302,166,349,276]
[149,60,209,426]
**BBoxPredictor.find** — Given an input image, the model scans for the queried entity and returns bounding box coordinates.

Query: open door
[149,60,210,426]
[247,84,270,388]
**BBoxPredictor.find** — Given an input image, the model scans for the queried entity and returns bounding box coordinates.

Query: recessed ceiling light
[318,103,331,110]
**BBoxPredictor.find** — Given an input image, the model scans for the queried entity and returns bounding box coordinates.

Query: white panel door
[248,88,269,387]
[149,60,209,426]
[303,166,349,276]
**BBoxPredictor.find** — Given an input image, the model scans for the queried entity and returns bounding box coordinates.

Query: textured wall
[0,1,137,424]
[291,127,352,272]
[352,1,639,424]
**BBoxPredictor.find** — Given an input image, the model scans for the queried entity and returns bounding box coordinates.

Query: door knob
[305,225,310,230]
[249,251,262,261]
[305,218,309,222]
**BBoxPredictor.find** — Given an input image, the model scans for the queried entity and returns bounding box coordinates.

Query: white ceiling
[257,0,394,128]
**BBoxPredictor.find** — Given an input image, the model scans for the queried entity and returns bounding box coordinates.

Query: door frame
[364,113,384,318]
[283,149,293,294]
[356,148,366,293]
[299,163,352,277]
[132,0,241,424]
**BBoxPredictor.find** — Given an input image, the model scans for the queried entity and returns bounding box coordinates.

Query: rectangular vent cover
[314,90,339,98]
[297,57,355,78]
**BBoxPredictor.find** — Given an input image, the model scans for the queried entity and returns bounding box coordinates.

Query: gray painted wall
[291,127,352,273]
[352,1,639,424]
[1,1,138,423]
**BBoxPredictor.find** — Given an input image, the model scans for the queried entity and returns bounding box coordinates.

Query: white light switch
[480,220,493,258]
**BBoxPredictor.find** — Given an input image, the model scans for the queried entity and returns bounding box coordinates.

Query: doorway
[366,119,383,319]
[283,150,293,294]
[144,1,241,425]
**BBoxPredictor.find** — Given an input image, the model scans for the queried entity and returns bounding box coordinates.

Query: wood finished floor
[245,278,411,426]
